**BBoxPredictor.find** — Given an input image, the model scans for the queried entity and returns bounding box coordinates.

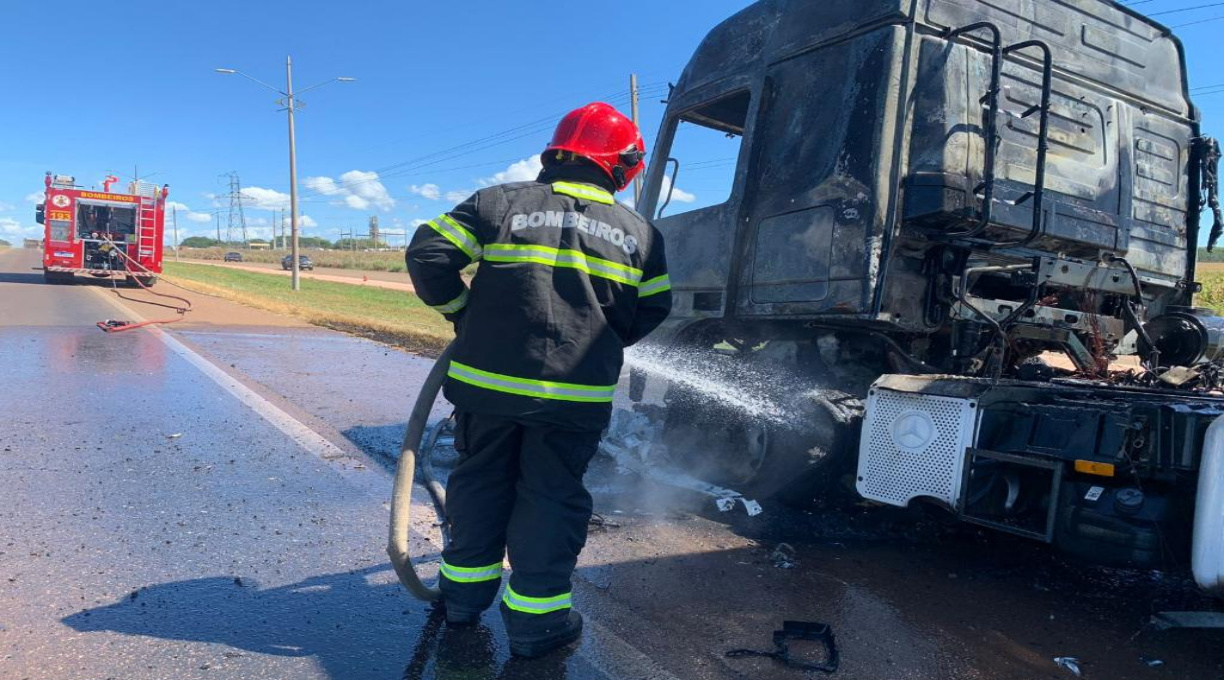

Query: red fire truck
[35,172,169,286]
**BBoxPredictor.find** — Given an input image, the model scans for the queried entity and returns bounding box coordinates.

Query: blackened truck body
[633,0,1224,594]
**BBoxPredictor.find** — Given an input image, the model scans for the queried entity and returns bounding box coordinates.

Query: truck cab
[634,0,1224,595]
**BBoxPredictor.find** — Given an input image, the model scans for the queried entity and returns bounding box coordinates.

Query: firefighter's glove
[444,309,466,336]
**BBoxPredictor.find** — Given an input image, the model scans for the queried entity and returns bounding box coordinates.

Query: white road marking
[88,286,347,461]
[89,285,684,680]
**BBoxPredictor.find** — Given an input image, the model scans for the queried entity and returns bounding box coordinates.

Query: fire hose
[95,240,193,333]
[387,342,455,602]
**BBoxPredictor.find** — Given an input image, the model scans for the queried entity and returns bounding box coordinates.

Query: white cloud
[660,175,696,204]
[305,170,395,211]
[24,193,43,204]
[0,201,14,212]
[480,156,543,186]
[165,200,213,224]
[410,218,429,228]
[408,184,442,201]
[445,191,471,203]
[300,215,319,228]
[240,186,291,211]
[304,176,340,196]
[0,217,40,240]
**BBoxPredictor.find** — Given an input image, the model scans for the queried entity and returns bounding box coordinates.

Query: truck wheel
[661,388,862,505]
[139,276,157,288]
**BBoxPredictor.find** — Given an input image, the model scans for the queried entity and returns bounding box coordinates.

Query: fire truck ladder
[131,181,160,260]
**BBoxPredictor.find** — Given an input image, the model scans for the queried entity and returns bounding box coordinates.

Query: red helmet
[544,102,646,191]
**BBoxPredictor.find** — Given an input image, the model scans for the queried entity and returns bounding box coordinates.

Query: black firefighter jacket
[406,167,671,432]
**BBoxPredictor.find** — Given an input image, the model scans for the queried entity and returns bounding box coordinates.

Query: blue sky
[1,0,1223,245]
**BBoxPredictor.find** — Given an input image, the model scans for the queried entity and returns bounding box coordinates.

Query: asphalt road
[2,247,1222,680]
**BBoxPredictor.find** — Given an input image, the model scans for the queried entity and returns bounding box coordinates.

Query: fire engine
[35,172,169,286]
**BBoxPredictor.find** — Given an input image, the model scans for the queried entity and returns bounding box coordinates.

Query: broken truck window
[658,90,750,216]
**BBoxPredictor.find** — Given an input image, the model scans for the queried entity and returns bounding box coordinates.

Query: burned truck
[632,0,1224,593]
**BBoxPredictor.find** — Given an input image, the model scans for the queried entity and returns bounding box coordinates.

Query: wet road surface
[2,247,1223,680]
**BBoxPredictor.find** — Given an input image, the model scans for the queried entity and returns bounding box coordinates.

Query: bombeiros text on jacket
[510,211,639,255]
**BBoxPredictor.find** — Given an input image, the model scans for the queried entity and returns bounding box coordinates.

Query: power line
[1150,2,1224,16]
[292,84,669,200]
[1172,13,1224,26]
[217,80,671,209]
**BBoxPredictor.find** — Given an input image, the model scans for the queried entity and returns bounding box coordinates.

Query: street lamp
[215,59,355,291]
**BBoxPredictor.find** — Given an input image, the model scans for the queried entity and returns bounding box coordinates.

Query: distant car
[282,254,314,271]
[223,252,243,263]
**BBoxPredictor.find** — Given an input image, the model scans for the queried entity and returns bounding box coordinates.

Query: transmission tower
[224,172,249,247]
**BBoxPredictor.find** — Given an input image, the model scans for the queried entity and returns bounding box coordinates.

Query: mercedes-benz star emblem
[891,410,936,452]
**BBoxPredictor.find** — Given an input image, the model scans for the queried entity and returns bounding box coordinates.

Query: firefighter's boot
[501,604,584,658]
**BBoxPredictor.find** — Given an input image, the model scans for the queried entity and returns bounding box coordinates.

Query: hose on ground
[387,342,455,602]
[95,238,194,333]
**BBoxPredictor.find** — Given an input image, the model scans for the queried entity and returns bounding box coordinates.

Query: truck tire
[661,387,861,505]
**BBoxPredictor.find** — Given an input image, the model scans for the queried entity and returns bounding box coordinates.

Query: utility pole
[215,60,355,290]
[172,206,179,261]
[285,56,302,289]
[215,213,222,244]
[630,73,643,207]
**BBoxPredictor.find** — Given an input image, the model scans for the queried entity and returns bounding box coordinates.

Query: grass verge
[181,247,409,272]
[1198,272,1224,311]
[162,262,452,354]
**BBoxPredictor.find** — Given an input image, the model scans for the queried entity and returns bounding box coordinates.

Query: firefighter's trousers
[439,411,602,632]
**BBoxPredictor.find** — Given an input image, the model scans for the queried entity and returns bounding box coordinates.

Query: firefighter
[406,102,670,658]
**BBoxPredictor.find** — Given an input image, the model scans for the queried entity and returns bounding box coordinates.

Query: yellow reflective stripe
[448,360,616,403]
[484,243,642,286]
[639,274,671,298]
[552,181,614,205]
[440,560,503,583]
[503,584,573,614]
[430,289,469,315]
[427,214,482,260]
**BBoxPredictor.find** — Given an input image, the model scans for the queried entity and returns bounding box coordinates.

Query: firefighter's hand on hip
[445,309,467,337]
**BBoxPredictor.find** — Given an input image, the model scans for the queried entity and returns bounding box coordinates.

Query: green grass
[163,262,452,353]
[1198,272,1224,312]
[181,247,409,272]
